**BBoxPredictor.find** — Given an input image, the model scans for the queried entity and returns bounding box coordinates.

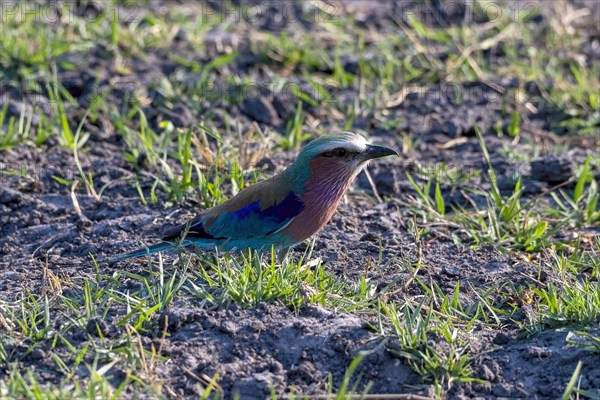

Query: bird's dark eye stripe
[333,148,347,157]
[322,147,351,158]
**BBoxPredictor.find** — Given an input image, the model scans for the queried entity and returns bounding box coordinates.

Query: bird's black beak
[363,144,399,160]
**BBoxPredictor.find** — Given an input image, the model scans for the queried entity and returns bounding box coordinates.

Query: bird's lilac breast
[283,157,355,242]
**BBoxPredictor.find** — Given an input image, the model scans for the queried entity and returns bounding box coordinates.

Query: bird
[110,132,398,263]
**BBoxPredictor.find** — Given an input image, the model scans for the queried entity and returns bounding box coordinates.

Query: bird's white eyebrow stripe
[297,131,370,161]
[316,134,367,153]
[322,143,365,152]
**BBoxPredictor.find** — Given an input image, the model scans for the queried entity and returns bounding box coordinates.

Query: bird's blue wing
[163,191,304,242]
[205,191,304,239]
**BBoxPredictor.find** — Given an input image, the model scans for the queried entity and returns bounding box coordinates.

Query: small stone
[492,332,511,345]
[387,340,402,353]
[473,382,493,393]
[443,266,460,277]
[290,361,316,381]
[202,316,217,330]
[530,157,573,184]
[158,310,192,333]
[445,120,462,137]
[526,346,551,359]
[272,94,294,120]
[240,98,280,125]
[174,28,189,42]
[479,364,495,381]
[0,187,23,205]
[30,348,46,360]
[160,104,194,128]
[227,302,239,313]
[360,233,380,242]
[492,383,512,397]
[86,317,109,337]
[219,320,237,334]
[342,54,360,74]
[249,320,265,333]
[76,216,92,231]
[301,304,333,319]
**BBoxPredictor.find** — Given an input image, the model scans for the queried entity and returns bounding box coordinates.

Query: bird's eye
[333,148,348,157]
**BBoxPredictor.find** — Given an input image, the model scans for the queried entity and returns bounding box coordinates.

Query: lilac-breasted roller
[111,132,398,262]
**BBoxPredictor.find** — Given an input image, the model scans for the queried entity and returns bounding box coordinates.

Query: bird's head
[287,132,399,186]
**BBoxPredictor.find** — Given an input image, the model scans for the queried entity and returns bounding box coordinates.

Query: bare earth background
[1,1,599,399]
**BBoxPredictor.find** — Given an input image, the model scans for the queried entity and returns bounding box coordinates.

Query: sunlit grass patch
[400,124,599,253]
[0,365,126,400]
[526,243,600,333]
[0,5,93,81]
[113,110,274,205]
[373,299,482,397]
[484,240,600,337]
[0,245,381,399]
[185,245,377,311]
